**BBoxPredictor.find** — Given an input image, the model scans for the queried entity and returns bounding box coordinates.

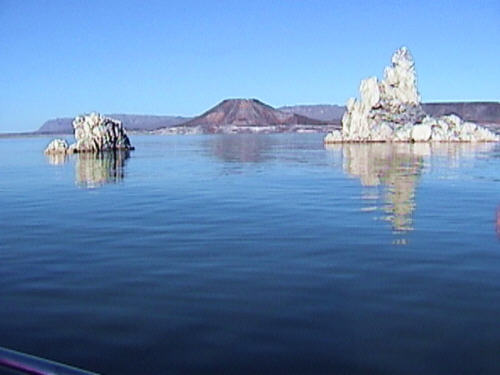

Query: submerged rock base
[44,112,134,155]
[325,47,499,144]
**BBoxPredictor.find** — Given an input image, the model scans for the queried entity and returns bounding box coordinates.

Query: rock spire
[325,47,499,143]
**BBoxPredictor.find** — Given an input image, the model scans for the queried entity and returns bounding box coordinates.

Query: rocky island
[44,112,134,154]
[324,47,499,143]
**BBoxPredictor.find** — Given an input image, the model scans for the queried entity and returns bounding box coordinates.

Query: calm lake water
[1,134,499,374]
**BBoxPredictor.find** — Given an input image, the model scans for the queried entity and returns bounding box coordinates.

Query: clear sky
[1,0,499,132]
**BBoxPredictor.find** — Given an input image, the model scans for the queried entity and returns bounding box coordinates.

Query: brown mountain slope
[178,99,327,128]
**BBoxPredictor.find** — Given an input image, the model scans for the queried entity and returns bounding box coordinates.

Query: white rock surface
[411,124,432,142]
[44,113,134,154]
[44,138,69,154]
[325,47,499,143]
[324,130,343,143]
[72,112,133,152]
[383,47,420,105]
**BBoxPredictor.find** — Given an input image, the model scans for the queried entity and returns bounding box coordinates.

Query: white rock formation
[411,124,431,142]
[44,112,134,154]
[325,47,499,143]
[72,112,133,152]
[44,138,69,154]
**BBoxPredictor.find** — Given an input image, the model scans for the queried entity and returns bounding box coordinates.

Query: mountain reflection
[75,151,129,188]
[205,134,274,163]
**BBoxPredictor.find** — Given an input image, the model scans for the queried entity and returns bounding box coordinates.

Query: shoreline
[2,122,498,139]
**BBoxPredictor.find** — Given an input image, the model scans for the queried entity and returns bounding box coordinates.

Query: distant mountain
[37,114,191,134]
[169,98,329,130]
[37,118,73,134]
[279,104,345,123]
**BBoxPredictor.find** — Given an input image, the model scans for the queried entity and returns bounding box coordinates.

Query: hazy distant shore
[3,101,499,136]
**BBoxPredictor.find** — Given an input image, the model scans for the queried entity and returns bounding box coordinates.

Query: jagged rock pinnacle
[325,47,498,143]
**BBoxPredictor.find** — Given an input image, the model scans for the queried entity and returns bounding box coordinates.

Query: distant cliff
[279,104,344,123]
[422,102,500,124]
[282,102,500,125]
[37,114,191,134]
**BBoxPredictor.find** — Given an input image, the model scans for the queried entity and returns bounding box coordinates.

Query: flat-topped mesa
[325,47,499,143]
[44,112,134,154]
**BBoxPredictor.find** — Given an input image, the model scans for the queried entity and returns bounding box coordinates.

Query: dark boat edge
[0,346,99,375]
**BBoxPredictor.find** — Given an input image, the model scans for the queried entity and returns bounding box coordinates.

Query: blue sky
[1,0,499,132]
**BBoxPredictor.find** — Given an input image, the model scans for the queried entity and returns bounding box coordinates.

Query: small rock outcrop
[44,138,69,154]
[325,47,499,143]
[72,113,133,152]
[44,113,134,154]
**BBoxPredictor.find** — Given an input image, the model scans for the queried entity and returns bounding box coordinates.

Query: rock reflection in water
[46,152,68,166]
[327,142,498,234]
[75,151,129,188]
[342,143,424,232]
[427,142,498,169]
